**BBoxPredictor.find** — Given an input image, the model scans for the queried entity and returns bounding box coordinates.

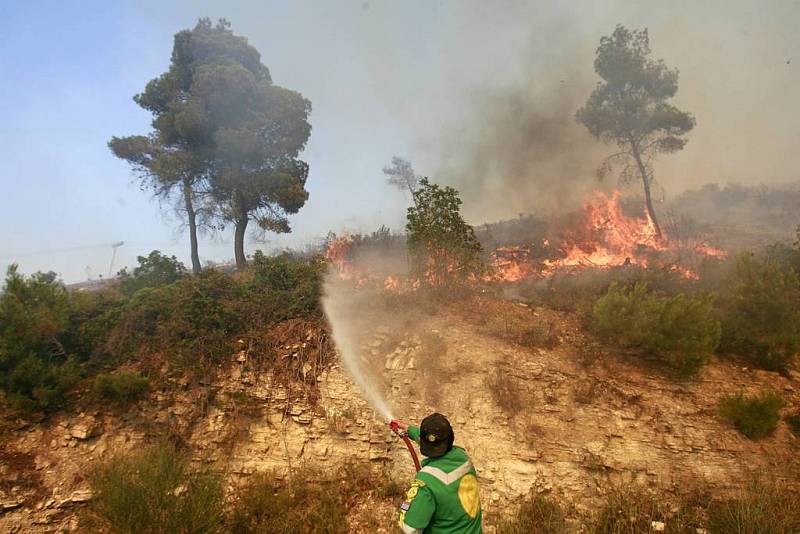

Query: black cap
[419,413,454,458]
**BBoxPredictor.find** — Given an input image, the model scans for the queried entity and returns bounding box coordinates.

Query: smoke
[172,0,799,244]
[426,71,606,223]
[402,1,800,227]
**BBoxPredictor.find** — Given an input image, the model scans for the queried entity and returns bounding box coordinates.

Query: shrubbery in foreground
[0,266,84,411]
[86,443,223,533]
[719,389,784,439]
[497,494,567,534]
[719,253,800,371]
[500,481,800,534]
[87,444,399,534]
[592,282,721,375]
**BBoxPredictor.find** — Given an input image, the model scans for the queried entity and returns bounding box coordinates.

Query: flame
[487,247,537,282]
[324,234,359,280]
[547,191,663,270]
[486,190,726,282]
[326,190,727,289]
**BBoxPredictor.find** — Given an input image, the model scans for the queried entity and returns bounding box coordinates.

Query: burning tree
[406,178,484,287]
[577,25,695,239]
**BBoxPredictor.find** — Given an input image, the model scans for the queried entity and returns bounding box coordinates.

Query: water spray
[322,275,420,470]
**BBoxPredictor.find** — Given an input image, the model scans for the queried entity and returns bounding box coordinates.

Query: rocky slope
[1,298,798,532]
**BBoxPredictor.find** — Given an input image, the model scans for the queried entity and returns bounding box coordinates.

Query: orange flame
[326,191,727,289]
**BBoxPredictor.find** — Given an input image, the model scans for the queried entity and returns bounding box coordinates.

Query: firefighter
[394,413,482,534]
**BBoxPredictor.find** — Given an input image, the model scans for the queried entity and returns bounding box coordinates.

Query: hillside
[1,290,798,532]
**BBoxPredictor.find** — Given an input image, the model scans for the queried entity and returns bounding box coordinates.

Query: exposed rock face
[1,305,799,532]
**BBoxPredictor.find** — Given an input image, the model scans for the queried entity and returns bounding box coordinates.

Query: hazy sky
[1,1,798,282]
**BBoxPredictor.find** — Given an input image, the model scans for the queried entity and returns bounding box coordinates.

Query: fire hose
[389,420,421,472]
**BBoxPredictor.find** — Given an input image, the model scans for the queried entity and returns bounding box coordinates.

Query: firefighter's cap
[419,412,454,458]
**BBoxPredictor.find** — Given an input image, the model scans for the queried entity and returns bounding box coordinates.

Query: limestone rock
[56,489,93,508]
[70,416,100,440]
[1,499,23,512]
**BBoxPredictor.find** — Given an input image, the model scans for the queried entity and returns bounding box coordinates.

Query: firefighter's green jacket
[397,426,483,534]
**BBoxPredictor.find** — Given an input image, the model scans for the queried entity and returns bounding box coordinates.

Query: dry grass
[229,462,402,534]
[496,493,568,534]
[485,367,524,416]
[573,378,599,404]
[707,479,800,533]
[459,296,560,350]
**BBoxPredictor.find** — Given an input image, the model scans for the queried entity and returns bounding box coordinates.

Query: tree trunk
[182,179,202,274]
[630,141,662,239]
[233,201,249,270]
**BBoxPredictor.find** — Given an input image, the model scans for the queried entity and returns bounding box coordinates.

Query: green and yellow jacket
[397,426,483,534]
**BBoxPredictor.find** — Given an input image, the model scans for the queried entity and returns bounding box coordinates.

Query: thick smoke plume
[429,73,606,223]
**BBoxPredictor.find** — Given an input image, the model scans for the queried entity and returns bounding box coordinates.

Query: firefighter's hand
[394,421,408,431]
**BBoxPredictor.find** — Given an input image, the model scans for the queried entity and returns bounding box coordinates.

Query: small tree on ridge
[406,178,484,288]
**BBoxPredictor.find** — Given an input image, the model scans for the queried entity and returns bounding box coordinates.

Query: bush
[719,389,785,439]
[105,254,324,374]
[93,372,149,405]
[592,282,721,375]
[497,494,567,534]
[707,479,800,533]
[719,253,800,371]
[104,270,243,370]
[242,251,324,324]
[228,468,351,534]
[485,368,524,416]
[589,487,667,534]
[0,266,83,411]
[86,442,223,533]
[117,250,186,296]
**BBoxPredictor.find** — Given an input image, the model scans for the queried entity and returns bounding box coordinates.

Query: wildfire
[324,234,358,279]
[547,190,664,270]
[325,190,726,288]
[487,247,537,282]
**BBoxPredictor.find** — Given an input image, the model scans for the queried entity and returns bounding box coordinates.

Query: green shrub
[719,389,784,439]
[592,282,721,375]
[93,372,149,404]
[242,251,324,324]
[719,253,800,371]
[707,479,800,533]
[498,494,567,534]
[104,270,243,370]
[117,250,186,296]
[0,266,83,411]
[62,287,123,360]
[86,442,223,533]
[104,254,324,374]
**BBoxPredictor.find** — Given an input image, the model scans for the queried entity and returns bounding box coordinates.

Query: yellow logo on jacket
[457,474,480,519]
